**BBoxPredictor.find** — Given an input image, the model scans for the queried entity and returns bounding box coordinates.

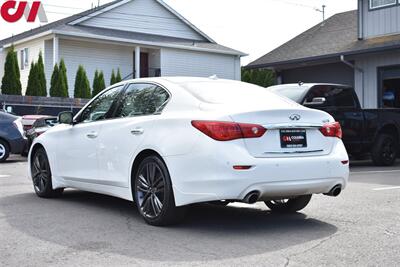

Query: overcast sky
[0,0,357,65]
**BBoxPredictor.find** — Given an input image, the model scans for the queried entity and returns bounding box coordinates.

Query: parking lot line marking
[0,175,11,178]
[351,170,400,174]
[373,186,400,191]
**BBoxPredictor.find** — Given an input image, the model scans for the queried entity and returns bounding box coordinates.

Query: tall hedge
[59,59,68,95]
[241,68,276,88]
[74,65,91,99]
[37,52,47,96]
[116,68,122,83]
[1,46,22,95]
[110,69,116,85]
[25,63,39,96]
[92,70,106,97]
[50,64,59,97]
[49,62,69,98]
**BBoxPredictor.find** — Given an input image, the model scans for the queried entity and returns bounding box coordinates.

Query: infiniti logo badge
[289,114,301,121]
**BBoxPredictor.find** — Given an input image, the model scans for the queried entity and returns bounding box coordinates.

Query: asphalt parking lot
[1,155,399,266]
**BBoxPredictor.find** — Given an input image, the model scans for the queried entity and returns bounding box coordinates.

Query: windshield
[267,86,309,103]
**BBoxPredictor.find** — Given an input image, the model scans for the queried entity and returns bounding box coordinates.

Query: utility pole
[315,5,326,21]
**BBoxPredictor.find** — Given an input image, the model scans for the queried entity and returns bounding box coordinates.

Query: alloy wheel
[32,153,49,193]
[381,139,396,163]
[136,162,166,219]
[0,144,5,159]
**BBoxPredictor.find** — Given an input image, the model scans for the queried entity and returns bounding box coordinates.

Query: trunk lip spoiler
[261,123,324,129]
[261,150,324,155]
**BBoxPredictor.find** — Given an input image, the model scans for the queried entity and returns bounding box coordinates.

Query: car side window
[304,86,356,108]
[116,83,170,118]
[79,85,124,123]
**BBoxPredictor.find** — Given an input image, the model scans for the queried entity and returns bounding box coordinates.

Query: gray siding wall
[354,50,400,108]
[281,63,355,86]
[160,48,241,80]
[59,39,134,97]
[81,0,205,41]
[362,0,400,38]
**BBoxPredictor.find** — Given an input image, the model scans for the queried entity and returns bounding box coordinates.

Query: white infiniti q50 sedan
[28,77,349,226]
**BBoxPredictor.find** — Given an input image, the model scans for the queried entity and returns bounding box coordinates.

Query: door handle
[131,128,144,135]
[86,132,98,139]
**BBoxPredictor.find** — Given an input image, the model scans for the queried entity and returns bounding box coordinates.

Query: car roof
[268,83,352,90]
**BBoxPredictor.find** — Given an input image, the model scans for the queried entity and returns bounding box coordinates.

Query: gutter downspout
[340,55,365,107]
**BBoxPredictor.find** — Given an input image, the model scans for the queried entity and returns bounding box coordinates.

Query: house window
[20,48,29,70]
[370,0,396,9]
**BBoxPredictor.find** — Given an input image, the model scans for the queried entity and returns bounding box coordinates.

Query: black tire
[133,155,186,226]
[265,195,312,213]
[31,147,64,198]
[371,134,398,166]
[0,139,10,163]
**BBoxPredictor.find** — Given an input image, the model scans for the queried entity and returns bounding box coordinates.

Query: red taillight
[191,121,266,141]
[319,122,342,139]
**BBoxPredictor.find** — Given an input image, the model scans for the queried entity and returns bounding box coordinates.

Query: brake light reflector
[191,121,266,141]
[319,122,342,139]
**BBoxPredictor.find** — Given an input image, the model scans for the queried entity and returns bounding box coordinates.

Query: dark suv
[267,83,400,166]
[0,111,27,162]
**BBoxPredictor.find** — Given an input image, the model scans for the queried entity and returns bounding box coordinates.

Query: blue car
[0,111,27,162]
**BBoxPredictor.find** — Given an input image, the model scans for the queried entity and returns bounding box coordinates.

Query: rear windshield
[179,80,286,104]
[267,86,309,103]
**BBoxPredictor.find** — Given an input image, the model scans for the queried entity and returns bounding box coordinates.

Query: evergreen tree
[36,52,47,96]
[26,63,40,96]
[74,65,91,99]
[98,71,105,92]
[50,64,60,97]
[59,58,69,95]
[92,70,106,97]
[1,46,22,95]
[115,68,122,83]
[92,70,100,96]
[241,69,251,83]
[110,69,116,85]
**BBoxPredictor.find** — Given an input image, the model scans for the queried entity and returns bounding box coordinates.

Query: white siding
[44,39,54,91]
[59,39,134,97]
[354,50,400,108]
[81,0,205,41]
[160,48,240,80]
[13,38,46,95]
[0,49,5,88]
[362,0,400,38]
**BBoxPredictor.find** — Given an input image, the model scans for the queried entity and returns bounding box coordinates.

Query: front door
[56,86,124,182]
[133,52,149,78]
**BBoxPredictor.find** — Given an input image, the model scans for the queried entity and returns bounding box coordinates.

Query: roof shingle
[247,10,400,68]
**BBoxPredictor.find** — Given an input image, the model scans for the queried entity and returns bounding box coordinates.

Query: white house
[0,0,245,96]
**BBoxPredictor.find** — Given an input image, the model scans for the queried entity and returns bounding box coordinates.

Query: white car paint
[28,77,349,206]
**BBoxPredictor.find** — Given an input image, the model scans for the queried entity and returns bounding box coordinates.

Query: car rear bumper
[9,137,28,154]
[164,140,349,206]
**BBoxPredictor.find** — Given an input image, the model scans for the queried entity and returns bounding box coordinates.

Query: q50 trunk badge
[289,114,301,121]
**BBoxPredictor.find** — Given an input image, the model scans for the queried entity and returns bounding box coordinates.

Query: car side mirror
[58,111,74,125]
[304,97,327,106]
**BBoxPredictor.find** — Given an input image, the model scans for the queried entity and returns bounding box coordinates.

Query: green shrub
[110,69,116,85]
[74,65,91,99]
[1,46,22,95]
[25,63,39,96]
[37,52,47,96]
